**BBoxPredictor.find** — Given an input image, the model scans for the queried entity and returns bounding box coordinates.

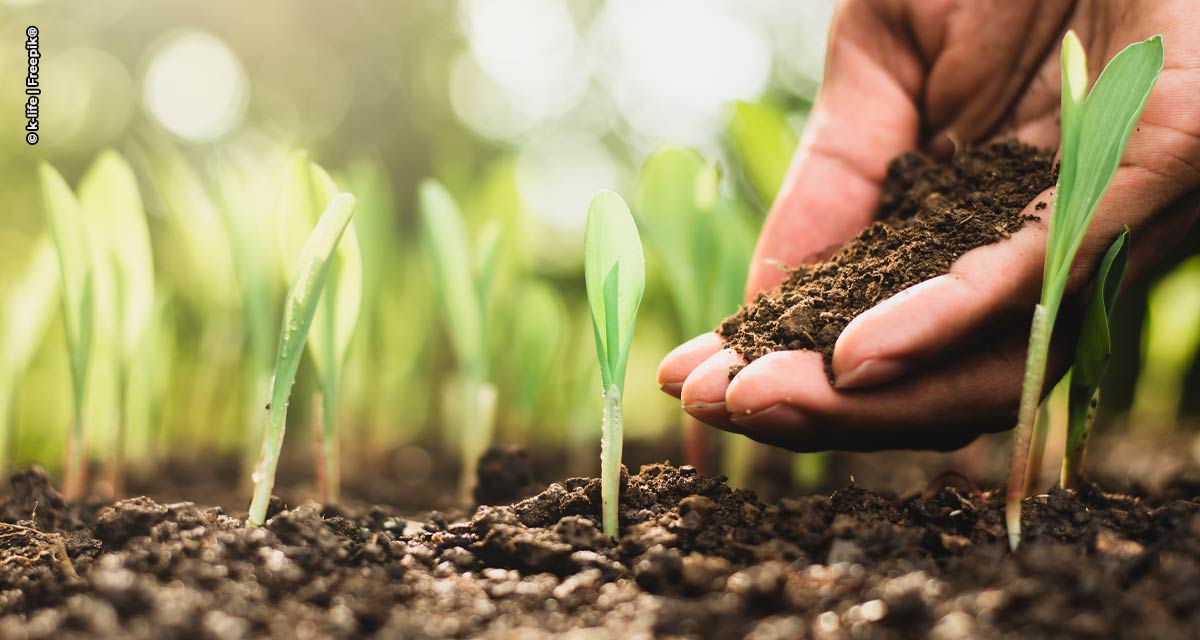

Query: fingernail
[683,401,727,419]
[730,403,807,432]
[660,382,683,397]
[834,358,907,389]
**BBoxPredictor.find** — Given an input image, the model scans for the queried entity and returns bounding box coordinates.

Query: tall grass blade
[39,164,96,500]
[1062,229,1129,488]
[248,193,357,526]
[585,190,645,536]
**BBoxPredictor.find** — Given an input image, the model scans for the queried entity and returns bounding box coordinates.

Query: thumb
[746,0,923,296]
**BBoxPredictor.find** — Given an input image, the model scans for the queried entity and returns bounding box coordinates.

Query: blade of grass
[585,191,645,536]
[1007,33,1162,550]
[39,164,96,500]
[1061,229,1129,489]
[248,193,356,527]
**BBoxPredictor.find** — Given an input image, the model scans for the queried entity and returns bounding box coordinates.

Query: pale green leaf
[276,152,362,379]
[0,235,58,379]
[269,193,357,419]
[250,192,357,526]
[419,179,486,378]
[727,100,799,207]
[1047,35,1163,296]
[634,147,712,336]
[78,150,156,362]
[584,190,645,393]
[39,163,95,398]
[1072,228,1129,387]
[510,280,566,414]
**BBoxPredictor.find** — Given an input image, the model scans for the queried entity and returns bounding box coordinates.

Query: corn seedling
[727,100,800,209]
[1131,255,1200,428]
[277,152,362,504]
[78,151,156,497]
[419,179,498,500]
[248,193,357,527]
[634,147,756,478]
[507,280,567,437]
[1007,32,1162,550]
[0,236,59,477]
[1060,228,1130,489]
[39,164,96,501]
[584,190,646,537]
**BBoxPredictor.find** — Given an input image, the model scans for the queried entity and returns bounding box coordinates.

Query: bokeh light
[142,30,248,142]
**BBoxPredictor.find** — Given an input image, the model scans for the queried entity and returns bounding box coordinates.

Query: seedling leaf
[419,179,486,379]
[248,193,357,526]
[1008,32,1162,549]
[584,190,645,395]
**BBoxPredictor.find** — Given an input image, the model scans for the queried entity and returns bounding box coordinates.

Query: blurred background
[1,0,1197,506]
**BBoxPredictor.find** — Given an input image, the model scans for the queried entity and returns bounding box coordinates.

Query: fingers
[721,330,1050,453]
[745,0,923,295]
[679,349,745,431]
[830,190,1052,388]
[657,332,723,397]
[832,164,1192,390]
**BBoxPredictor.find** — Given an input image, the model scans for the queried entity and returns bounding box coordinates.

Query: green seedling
[78,151,156,497]
[39,164,96,501]
[727,100,800,209]
[248,193,357,527]
[1060,229,1129,489]
[0,236,59,477]
[584,190,646,537]
[1131,255,1200,428]
[419,179,498,500]
[634,147,756,478]
[1007,31,1162,550]
[277,152,362,504]
[508,280,567,435]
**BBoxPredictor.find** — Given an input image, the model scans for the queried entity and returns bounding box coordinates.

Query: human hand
[657,0,1200,452]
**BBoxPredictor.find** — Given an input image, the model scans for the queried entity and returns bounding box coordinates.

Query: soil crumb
[2,464,1199,639]
[721,140,1055,376]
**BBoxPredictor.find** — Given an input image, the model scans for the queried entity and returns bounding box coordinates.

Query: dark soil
[2,460,1198,639]
[721,140,1056,377]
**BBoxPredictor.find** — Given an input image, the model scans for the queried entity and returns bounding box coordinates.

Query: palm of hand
[658,0,1200,452]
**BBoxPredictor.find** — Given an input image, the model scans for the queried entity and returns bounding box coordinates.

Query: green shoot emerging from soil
[277,152,362,505]
[419,179,498,501]
[248,193,357,527]
[633,146,756,480]
[1007,31,1163,550]
[39,164,96,501]
[78,151,156,498]
[1061,228,1129,489]
[584,191,645,537]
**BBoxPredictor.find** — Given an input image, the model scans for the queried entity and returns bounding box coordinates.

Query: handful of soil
[720,140,1056,377]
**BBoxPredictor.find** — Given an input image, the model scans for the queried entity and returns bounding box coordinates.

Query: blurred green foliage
[0,0,1196,503]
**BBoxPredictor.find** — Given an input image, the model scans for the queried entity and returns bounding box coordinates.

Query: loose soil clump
[1,463,1198,639]
[721,140,1056,376]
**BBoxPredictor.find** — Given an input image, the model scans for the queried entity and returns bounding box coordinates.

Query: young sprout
[727,100,800,209]
[78,151,156,498]
[38,164,96,501]
[277,152,362,504]
[508,280,567,436]
[1007,31,1163,550]
[0,236,59,477]
[634,147,756,478]
[1130,255,1200,428]
[584,190,646,537]
[1060,229,1129,490]
[248,193,357,527]
[419,179,498,500]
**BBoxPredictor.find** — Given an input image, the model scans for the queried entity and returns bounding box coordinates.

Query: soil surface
[1,461,1198,639]
[721,140,1056,377]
